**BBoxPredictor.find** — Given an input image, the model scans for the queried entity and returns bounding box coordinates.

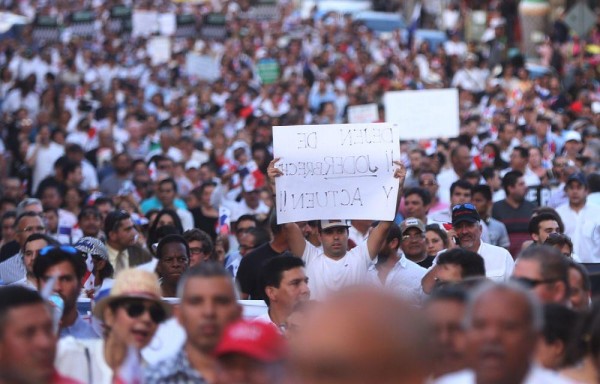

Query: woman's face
[104,299,162,349]
[201,185,215,205]
[425,230,445,257]
[529,149,542,167]
[157,214,175,228]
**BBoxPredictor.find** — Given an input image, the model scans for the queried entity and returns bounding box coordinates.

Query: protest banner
[186,53,220,81]
[147,36,171,66]
[272,123,401,223]
[383,88,459,140]
[132,10,158,37]
[257,58,280,84]
[347,103,379,124]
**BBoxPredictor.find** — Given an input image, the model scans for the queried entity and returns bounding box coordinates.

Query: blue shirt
[60,313,101,339]
[140,197,187,214]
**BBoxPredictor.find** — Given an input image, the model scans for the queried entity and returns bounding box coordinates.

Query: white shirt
[366,253,426,304]
[556,202,600,262]
[26,142,64,194]
[348,226,369,247]
[437,168,459,205]
[56,338,113,384]
[302,240,372,301]
[435,365,575,384]
[434,242,514,282]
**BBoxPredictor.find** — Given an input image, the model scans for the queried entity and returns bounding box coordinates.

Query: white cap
[320,220,351,230]
[564,130,582,143]
[185,160,201,171]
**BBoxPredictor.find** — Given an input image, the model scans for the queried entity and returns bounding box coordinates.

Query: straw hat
[93,269,171,320]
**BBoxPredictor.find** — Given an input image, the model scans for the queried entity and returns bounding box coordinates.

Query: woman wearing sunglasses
[54,269,171,383]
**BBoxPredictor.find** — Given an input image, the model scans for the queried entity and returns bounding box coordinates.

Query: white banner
[384,88,459,140]
[147,36,171,66]
[273,123,401,224]
[347,103,379,124]
[132,10,158,37]
[186,53,220,81]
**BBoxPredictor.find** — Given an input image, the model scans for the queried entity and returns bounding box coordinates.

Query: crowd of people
[0,0,599,383]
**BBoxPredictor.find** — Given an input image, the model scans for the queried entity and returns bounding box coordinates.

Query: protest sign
[347,103,379,124]
[158,13,176,35]
[147,36,171,66]
[257,58,280,84]
[132,10,158,37]
[272,123,401,223]
[186,53,220,81]
[384,88,459,140]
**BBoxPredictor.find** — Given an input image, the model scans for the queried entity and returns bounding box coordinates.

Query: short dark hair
[532,207,564,233]
[528,212,561,236]
[245,227,271,249]
[425,224,449,249]
[158,178,178,194]
[156,234,190,260]
[541,304,579,351]
[176,262,235,299]
[261,254,305,306]
[481,167,496,181]
[1,210,16,223]
[502,170,524,194]
[425,285,468,306]
[518,245,570,296]
[404,187,432,206]
[236,214,258,226]
[78,206,101,221]
[23,233,59,250]
[512,146,529,160]
[32,246,87,282]
[104,210,131,235]
[386,223,402,243]
[183,229,213,249]
[472,184,492,202]
[0,286,45,337]
[437,248,486,278]
[543,233,574,254]
[451,180,474,196]
[62,160,81,179]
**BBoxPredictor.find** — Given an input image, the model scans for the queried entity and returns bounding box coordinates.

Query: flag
[82,252,95,293]
[218,206,231,235]
[148,161,158,181]
[113,346,143,384]
[407,2,422,49]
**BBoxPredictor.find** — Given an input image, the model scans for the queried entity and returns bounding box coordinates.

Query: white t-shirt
[434,242,514,283]
[302,240,372,301]
[56,338,113,384]
[434,365,575,384]
[556,202,600,262]
[366,253,426,304]
[27,142,64,194]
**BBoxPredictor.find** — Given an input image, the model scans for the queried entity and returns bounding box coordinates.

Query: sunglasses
[39,245,78,257]
[452,203,477,211]
[510,276,559,289]
[113,299,167,324]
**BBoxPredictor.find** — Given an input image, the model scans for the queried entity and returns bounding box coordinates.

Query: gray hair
[16,198,42,217]
[464,281,544,332]
[176,262,240,300]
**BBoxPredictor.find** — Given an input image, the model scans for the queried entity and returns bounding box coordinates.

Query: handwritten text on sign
[273,123,401,224]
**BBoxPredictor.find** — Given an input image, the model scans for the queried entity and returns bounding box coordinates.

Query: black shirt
[416,255,435,269]
[0,240,19,262]
[236,243,284,301]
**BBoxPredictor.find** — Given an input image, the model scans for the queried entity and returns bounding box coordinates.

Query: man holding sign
[267,157,406,300]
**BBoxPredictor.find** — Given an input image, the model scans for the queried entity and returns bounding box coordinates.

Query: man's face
[157,182,176,207]
[44,210,58,233]
[453,147,472,173]
[111,218,138,248]
[569,267,590,311]
[67,166,83,187]
[471,193,490,218]
[455,221,481,250]
[3,179,21,200]
[41,188,62,209]
[16,216,46,246]
[235,219,256,242]
[40,261,81,317]
[425,300,467,377]
[435,263,463,286]
[513,259,564,304]
[297,221,320,247]
[156,242,189,286]
[269,267,310,310]
[499,124,516,144]
[319,227,349,259]
[419,173,439,197]
[509,152,526,171]
[239,234,257,257]
[451,187,471,207]
[533,220,559,244]
[188,240,211,267]
[178,276,241,353]
[566,182,587,206]
[243,190,260,209]
[534,120,548,137]
[404,194,428,221]
[0,303,56,383]
[509,177,527,201]
[79,214,101,237]
[409,152,422,171]
[1,217,15,243]
[467,290,538,384]
[23,239,48,274]
[400,228,426,259]
[114,155,132,175]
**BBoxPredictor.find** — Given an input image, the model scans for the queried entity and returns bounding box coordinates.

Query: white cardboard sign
[384,88,459,140]
[273,123,401,223]
[347,103,379,124]
[186,53,220,81]
[147,36,171,66]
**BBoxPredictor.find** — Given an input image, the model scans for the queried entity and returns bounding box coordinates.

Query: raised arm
[267,157,307,257]
[367,161,406,259]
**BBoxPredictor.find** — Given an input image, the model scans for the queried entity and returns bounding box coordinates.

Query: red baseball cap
[214,320,287,363]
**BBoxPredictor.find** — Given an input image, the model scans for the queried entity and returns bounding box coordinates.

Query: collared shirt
[481,217,511,249]
[107,244,129,273]
[60,313,101,339]
[367,253,426,304]
[556,202,600,262]
[145,347,207,384]
[0,251,25,284]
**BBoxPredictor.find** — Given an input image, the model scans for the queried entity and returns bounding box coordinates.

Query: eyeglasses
[18,225,46,233]
[419,181,437,187]
[510,276,559,289]
[189,246,211,255]
[114,299,167,323]
[39,245,78,257]
[452,203,477,211]
[402,233,425,242]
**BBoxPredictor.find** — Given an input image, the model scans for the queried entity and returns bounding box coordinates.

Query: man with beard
[145,262,242,383]
[33,245,100,339]
[367,221,426,303]
[436,283,572,383]
[99,152,132,196]
[77,206,103,240]
[155,234,191,298]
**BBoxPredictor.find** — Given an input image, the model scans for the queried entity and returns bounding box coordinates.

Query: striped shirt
[0,252,26,285]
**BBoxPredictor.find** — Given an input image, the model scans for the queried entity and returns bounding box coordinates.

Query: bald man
[287,287,430,384]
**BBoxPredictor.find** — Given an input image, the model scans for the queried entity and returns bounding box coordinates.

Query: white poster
[158,13,176,35]
[272,123,401,224]
[186,53,220,81]
[347,103,379,124]
[132,10,158,37]
[384,88,459,140]
[147,36,171,66]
